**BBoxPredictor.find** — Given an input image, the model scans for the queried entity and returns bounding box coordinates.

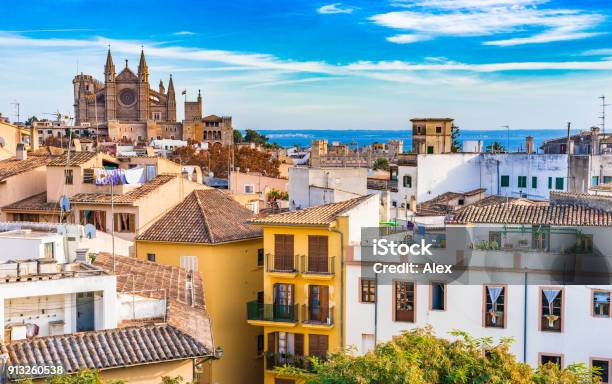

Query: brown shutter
[308,334,328,359]
[275,235,294,270]
[320,286,329,321]
[267,332,276,353]
[129,213,136,232]
[294,333,304,356]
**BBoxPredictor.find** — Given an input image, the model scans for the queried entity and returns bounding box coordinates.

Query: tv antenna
[10,101,20,124]
[600,95,610,135]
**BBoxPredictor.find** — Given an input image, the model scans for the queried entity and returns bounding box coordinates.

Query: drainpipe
[328,222,345,349]
[523,271,528,363]
[496,160,500,195]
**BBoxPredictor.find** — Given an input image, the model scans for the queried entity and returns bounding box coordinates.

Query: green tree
[451,124,461,152]
[233,129,243,143]
[244,129,268,145]
[25,116,39,126]
[372,157,390,171]
[486,141,506,153]
[277,327,599,384]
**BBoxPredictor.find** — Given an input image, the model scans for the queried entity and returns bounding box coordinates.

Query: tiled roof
[3,324,211,378]
[202,114,221,122]
[250,195,373,226]
[417,188,486,216]
[0,156,48,181]
[2,192,62,213]
[29,146,65,156]
[71,174,176,205]
[47,151,98,166]
[468,195,548,207]
[93,253,213,349]
[448,204,612,226]
[550,191,612,200]
[591,182,612,192]
[137,189,262,243]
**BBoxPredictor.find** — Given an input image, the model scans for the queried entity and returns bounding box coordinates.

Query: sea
[251,129,578,152]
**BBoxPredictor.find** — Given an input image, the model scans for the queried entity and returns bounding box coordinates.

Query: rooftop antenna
[10,100,20,124]
[501,125,510,153]
[599,95,610,135]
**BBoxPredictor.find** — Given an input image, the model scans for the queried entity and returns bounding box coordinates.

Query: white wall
[415,154,481,203]
[289,167,368,210]
[0,232,65,263]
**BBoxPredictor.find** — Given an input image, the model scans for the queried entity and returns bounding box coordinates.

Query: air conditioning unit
[11,325,27,341]
[49,320,65,336]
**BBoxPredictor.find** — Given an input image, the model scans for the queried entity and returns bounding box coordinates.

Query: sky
[0,0,611,131]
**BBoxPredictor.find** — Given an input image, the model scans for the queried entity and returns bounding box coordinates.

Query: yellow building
[135,189,264,384]
[247,196,373,384]
[411,118,454,154]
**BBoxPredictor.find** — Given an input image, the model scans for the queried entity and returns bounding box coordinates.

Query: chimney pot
[16,143,27,160]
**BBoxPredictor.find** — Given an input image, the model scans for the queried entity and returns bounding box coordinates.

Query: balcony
[301,255,335,280]
[265,352,310,371]
[246,301,299,326]
[302,305,334,328]
[266,253,298,277]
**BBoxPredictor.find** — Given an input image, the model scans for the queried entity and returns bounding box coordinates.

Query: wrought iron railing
[246,301,299,323]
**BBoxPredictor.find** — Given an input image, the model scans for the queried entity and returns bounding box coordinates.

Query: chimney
[72,138,82,152]
[30,126,39,151]
[16,143,26,160]
[591,126,601,155]
[410,195,417,212]
[525,136,534,154]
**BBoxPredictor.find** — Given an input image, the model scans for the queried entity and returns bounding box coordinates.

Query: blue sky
[0,0,611,131]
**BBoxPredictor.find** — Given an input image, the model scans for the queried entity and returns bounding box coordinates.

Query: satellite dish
[59,195,70,212]
[84,224,97,239]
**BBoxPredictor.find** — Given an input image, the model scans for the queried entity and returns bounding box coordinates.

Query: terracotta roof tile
[71,174,176,205]
[0,156,48,181]
[47,151,98,166]
[250,195,373,226]
[3,324,211,378]
[448,204,612,226]
[137,189,262,243]
[2,192,62,213]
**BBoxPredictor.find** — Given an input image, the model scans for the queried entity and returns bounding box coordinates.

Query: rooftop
[250,195,373,226]
[410,118,454,122]
[416,188,486,216]
[590,182,612,193]
[2,324,211,378]
[47,151,99,166]
[137,189,262,244]
[448,204,612,226]
[71,174,176,205]
[2,192,61,214]
[0,156,49,182]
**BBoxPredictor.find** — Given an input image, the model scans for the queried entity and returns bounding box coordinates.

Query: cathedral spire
[104,46,115,81]
[138,47,148,82]
[167,74,175,95]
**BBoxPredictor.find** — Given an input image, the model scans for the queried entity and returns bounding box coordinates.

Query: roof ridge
[194,189,216,243]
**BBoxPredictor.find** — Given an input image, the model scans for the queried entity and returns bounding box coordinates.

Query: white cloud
[317,3,354,14]
[583,48,612,56]
[386,34,431,44]
[371,1,604,46]
[173,31,196,36]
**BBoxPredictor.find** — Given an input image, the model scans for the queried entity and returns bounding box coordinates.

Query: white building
[288,166,368,210]
[345,202,612,372]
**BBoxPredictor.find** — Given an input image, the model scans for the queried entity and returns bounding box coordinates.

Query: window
[435,126,442,133]
[308,334,328,360]
[308,236,329,273]
[147,253,156,262]
[427,146,434,154]
[244,184,255,193]
[518,176,527,188]
[114,213,135,233]
[145,165,157,181]
[548,177,553,189]
[403,175,412,188]
[43,243,55,259]
[540,354,562,368]
[458,198,465,206]
[180,255,198,272]
[605,176,612,184]
[360,278,376,303]
[394,281,415,322]
[541,288,562,332]
[592,176,600,186]
[273,234,295,271]
[83,169,94,184]
[555,177,564,190]
[532,176,538,189]
[430,282,446,311]
[257,334,264,356]
[484,285,506,328]
[593,290,611,317]
[532,227,549,250]
[592,359,610,384]
[257,248,264,267]
[308,285,330,323]
[64,169,73,185]
[500,175,510,187]
[152,111,162,121]
[489,231,502,247]
[80,210,106,231]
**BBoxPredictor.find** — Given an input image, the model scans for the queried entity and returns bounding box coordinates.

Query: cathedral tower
[167,74,176,122]
[104,47,116,121]
[137,48,150,121]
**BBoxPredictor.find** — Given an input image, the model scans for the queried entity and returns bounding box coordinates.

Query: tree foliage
[25,116,39,126]
[451,124,461,153]
[173,144,280,178]
[233,129,243,143]
[19,369,192,384]
[372,158,390,171]
[277,327,599,384]
[486,141,506,153]
[244,129,268,145]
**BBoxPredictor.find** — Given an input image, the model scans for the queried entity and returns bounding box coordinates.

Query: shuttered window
[308,236,329,273]
[274,234,294,271]
[308,334,328,360]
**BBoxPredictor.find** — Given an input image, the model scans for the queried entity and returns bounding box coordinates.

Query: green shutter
[518,176,526,188]
[548,177,553,189]
[555,177,564,190]
[500,175,510,187]
[532,176,537,189]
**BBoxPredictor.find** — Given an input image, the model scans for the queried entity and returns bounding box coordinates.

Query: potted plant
[545,314,559,328]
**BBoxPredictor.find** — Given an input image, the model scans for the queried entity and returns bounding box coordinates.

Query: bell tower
[104,46,116,121]
[137,48,150,121]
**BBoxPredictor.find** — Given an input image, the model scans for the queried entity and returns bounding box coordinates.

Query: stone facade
[73,49,180,142]
[411,118,453,154]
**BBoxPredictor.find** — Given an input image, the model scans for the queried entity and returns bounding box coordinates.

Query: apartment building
[288,167,367,210]
[229,170,289,212]
[135,189,263,384]
[346,202,612,374]
[247,194,379,384]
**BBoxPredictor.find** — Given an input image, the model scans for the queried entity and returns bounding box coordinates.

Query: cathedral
[73,48,233,146]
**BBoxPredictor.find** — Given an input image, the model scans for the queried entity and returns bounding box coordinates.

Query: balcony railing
[301,255,335,275]
[302,305,333,326]
[246,301,299,323]
[266,253,298,273]
[265,352,310,370]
